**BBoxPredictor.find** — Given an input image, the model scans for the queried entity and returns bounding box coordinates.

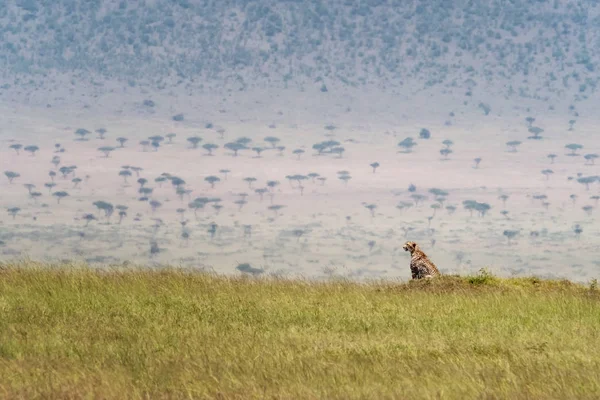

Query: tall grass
[0,262,599,399]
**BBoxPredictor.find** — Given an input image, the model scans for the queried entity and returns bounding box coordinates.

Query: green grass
[0,263,599,399]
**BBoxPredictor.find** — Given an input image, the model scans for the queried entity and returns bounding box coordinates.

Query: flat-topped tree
[503,230,518,244]
[255,188,268,201]
[155,176,167,187]
[577,176,597,190]
[253,147,265,157]
[205,176,220,188]
[236,137,252,146]
[565,143,583,156]
[82,213,96,227]
[506,141,522,152]
[419,129,431,139]
[568,120,576,131]
[53,191,69,204]
[72,177,82,188]
[137,178,148,188]
[44,182,56,192]
[547,154,557,163]
[7,207,20,219]
[292,149,305,159]
[473,157,482,168]
[584,154,598,165]
[75,128,91,140]
[9,144,22,155]
[528,127,544,140]
[331,146,345,158]
[442,139,453,149]
[51,156,60,168]
[525,116,535,127]
[166,133,176,143]
[541,169,554,180]
[370,162,380,173]
[96,128,107,139]
[582,205,594,216]
[224,142,247,156]
[219,169,230,180]
[398,137,416,153]
[244,177,257,188]
[139,140,151,152]
[203,143,218,155]
[24,183,35,194]
[116,137,128,147]
[264,136,280,148]
[4,171,20,184]
[440,148,452,159]
[98,146,116,158]
[119,170,132,183]
[24,145,39,156]
[364,203,377,217]
[149,200,162,213]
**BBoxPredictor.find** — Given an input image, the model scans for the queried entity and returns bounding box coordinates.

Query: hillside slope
[1,0,600,105]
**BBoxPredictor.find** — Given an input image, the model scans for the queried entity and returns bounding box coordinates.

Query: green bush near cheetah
[0,263,599,399]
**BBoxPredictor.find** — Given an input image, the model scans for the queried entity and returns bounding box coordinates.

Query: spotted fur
[403,241,441,279]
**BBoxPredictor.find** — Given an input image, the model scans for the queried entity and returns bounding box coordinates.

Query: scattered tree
[96,128,107,139]
[24,145,39,156]
[203,143,219,155]
[116,137,128,147]
[440,148,452,159]
[541,169,554,180]
[473,157,482,168]
[264,136,280,148]
[205,176,221,188]
[547,154,557,163]
[7,207,20,219]
[9,144,22,155]
[292,149,305,159]
[53,191,69,204]
[419,129,431,139]
[398,138,417,153]
[442,139,454,148]
[98,146,116,158]
[224,142,247,156]
[565,143,583,156]
[370,162,380,173]
[584,154,598,165]
[503,230,519,244]
[4,171,20,184]
[75,128,91,140]
[527,127,544,140]
[506,141,522,152]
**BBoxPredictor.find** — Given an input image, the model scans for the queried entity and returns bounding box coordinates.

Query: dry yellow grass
[0,262,599,399]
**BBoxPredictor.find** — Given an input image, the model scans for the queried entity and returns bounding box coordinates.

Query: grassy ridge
[0,263,599,399]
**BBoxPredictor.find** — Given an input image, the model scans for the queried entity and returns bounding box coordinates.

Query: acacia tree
[442,139,453,149]
[527,127,544,140]
[244,177,257,188]
[578,176,597,190]
[253,147,266,157]
[4,171,20,184]
[187,136,202,149]
[565,143,583,156]
[9,144,22,155]
[203,143,219,155]
[224,142,247,156]
[473,158,482,168]
[98,146,116,158]
[568,120,576,131]
[503,230,518,244]
[370,162,380,173]
[547,154,557,163]
[219,169,230,180]
[166,133,176,143]
[440,148,452,159]
[53,191,69,204]
[24,145,39,156]
[584,154,598,165]
[205,176,221,188]
[7,207,20,219]
[96,128,107,139]
[525,116,535,127]
[364,204,377,217]
[541,169,554,180]
[398,138,417,153]
[116,137,128,147]
[75,128,91,140]
[506,141,522,152]
[119,170,132,183]
[292,149,305,159]
[264,136,280,148]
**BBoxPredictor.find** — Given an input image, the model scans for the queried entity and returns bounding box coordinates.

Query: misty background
[0,0,599,281]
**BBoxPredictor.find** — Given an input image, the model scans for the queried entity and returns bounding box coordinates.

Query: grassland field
[0,262,599,399]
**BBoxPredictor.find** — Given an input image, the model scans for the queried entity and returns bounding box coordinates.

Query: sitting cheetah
[403,241,441,279]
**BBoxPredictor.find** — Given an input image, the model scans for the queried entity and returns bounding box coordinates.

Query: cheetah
[403,241,441,279]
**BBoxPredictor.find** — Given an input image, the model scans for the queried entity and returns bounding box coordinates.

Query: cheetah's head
[403,241,418,254]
